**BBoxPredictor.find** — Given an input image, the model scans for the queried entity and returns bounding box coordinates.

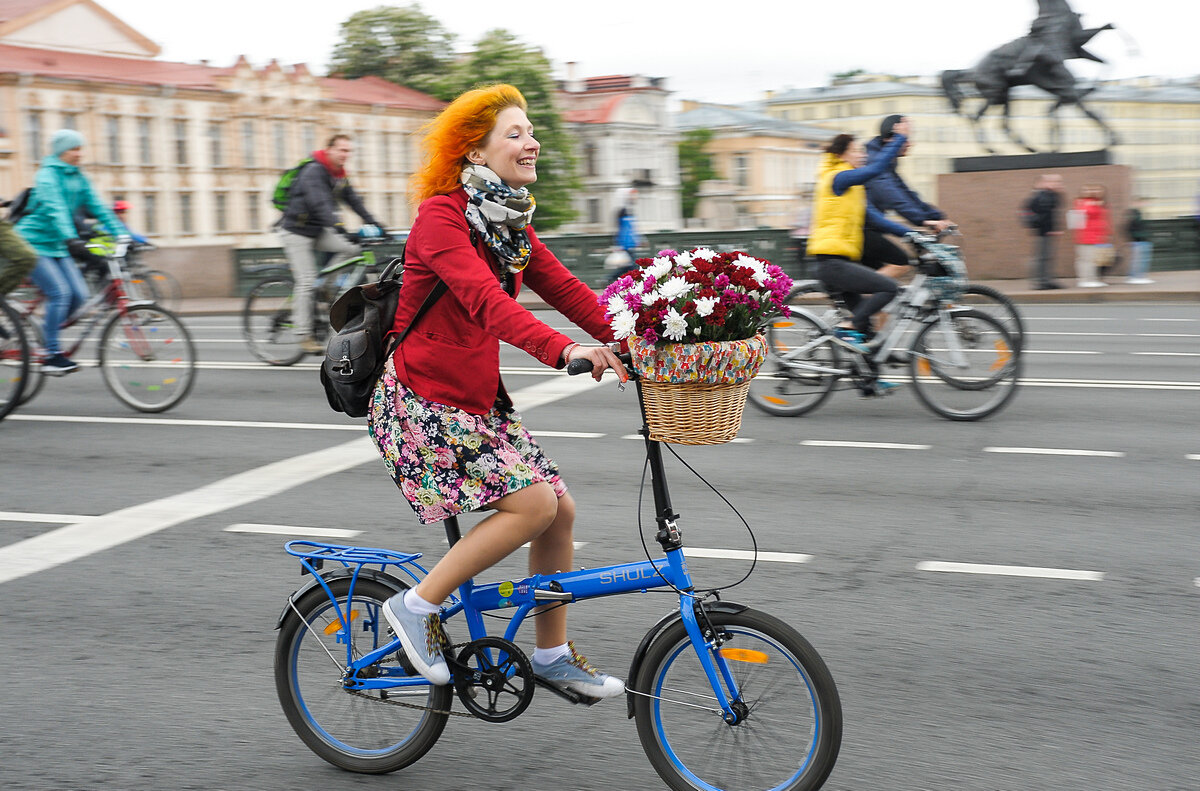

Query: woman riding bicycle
[369,84,628,696]
[808,122,917,352]
[16,129,128,375]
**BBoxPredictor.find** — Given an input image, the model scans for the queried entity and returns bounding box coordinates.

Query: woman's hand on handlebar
[566,344,628,384]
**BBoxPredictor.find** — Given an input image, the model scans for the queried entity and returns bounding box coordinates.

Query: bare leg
[528,492,576,649]
[413,483,558,605]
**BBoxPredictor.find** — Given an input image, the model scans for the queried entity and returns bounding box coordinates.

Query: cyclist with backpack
[368,84,628,697]
[0,207,37,296]
[15,129,128,374]
[277,134,384,354]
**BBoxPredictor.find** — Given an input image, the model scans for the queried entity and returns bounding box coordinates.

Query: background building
[675,101,828,230]
[558,69,682,235]
[762,72,1200,220]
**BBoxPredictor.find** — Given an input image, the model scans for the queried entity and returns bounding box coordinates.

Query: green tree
[678,129,716,220]
[329,5,456,97]
[440,30,579,230]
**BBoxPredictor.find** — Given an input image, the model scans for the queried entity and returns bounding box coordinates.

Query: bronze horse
[941,11,1118,153]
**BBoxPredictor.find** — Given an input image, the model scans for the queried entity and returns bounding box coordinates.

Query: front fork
[679,597,746,724]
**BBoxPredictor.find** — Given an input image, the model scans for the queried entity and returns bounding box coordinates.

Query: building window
[26,111,43,159]
[106,116,121,164]
[273,121,287,169]
[584,143,598,177]
[355,130,368,171]
[209,122,225,168]
[61,113,79,130]
[587,197,600,225]
[179,192,193,234]
[242,120,255,168]
[173,119,189,166]
[214,192,228,233]
[302,123,316,155]
[143,192,158,235]
[247,191,261,233]
[734,154,750,188]
[385,193,395,228]
[137,117,153,165]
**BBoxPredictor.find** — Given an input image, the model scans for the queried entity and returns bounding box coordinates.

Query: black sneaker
[42,353,79,376]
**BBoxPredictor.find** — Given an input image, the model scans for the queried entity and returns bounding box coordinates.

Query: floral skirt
[368,360,566,525]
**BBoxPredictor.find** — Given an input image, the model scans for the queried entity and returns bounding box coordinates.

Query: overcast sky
[102,0,1192,104]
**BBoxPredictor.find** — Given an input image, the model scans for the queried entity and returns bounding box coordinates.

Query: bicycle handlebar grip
[566,358,594,376]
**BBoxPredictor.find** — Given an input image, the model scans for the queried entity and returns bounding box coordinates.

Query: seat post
[443,516,462,547]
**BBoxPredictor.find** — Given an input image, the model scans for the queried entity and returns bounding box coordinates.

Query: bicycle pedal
[533,676,601,706]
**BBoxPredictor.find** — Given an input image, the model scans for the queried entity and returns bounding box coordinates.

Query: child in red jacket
[1070,184,1112,288]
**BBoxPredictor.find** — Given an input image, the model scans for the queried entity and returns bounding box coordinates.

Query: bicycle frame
[284,379,748,722]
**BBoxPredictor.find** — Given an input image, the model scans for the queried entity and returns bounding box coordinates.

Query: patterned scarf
[461,164,536,272]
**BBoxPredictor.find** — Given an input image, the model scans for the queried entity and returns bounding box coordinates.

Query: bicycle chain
[343,642,476,718]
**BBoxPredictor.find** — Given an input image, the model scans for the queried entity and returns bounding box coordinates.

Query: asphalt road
[1,302,1197,791]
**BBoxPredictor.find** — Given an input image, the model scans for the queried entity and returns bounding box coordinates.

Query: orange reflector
[917,357,932,377]
[990,342,1012,372]
[763,396,790,406]
[324,610,360,634]
[773,321,795,329]
[719,648,769,664]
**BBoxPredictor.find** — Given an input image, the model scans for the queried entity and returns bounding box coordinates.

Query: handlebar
[566,351,636,380]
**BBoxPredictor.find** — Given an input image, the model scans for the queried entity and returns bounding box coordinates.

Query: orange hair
[410,84,528,202]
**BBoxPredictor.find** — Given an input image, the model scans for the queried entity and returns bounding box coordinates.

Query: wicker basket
[639,379,753,445]
[628,334,767,445]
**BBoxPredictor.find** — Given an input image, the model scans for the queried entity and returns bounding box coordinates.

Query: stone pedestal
[936,151,1131,280]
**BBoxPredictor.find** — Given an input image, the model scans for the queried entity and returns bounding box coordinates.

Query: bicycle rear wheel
[948,284,1025,351]
[275,577,451,774]
[243,277,304,366]
[16,317,45,406]
[131,268,183,312]
[0,299,29,420]
[748,311,841,417]
[634,608,842,791]
[98,305,197,412]
[909,309,1021,421]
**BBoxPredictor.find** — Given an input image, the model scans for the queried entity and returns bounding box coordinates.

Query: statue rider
[1006,0,1102,80]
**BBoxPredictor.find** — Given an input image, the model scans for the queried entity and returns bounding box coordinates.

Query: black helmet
[880,114,904,140]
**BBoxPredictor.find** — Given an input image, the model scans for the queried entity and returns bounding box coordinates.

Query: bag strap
[393,279,447,346]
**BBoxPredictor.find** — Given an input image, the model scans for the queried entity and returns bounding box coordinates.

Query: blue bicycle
[274,358,842,791]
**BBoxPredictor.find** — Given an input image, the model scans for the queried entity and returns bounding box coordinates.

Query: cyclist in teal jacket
[17,129,128,374]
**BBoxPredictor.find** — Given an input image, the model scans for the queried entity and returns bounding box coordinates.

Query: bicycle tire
[748,311,841,417]
[16,317,45,406]
[243,277,305,366]
[908,309,1021,421]
[949,284,1025,351]
[275,577,451,774]
[138,268,183,312]
[0,299,29,420]
[98,305,197,412]
[633,608,842,791]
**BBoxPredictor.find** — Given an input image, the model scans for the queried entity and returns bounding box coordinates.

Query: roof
[0,0,160,57]
[0,0,58,22]
[767,75,1200,105]
[562,93,626,124]
[0,43,446,110]
[675,104,831,139]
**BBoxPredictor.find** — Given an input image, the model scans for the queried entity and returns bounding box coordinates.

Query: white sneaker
[1125,277,1155,285]
[1076,281,1107,288]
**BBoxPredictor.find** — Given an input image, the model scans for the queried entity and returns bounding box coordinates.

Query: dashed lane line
[916,561,1104,581]
[983,447,1125,458]
[0,512,97,524]
[801,440,931,450]
[225,523,362,538]
[685,548,811,564]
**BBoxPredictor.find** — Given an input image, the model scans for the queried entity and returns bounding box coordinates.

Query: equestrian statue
[941,0,1119,153]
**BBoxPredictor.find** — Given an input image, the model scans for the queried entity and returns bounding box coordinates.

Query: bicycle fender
[274,566,408,630]
[625,600,749,719]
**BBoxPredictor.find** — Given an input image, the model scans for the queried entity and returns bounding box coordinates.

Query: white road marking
[529,430,606,439]
[1186,454,1200,461]
[518,541,588,550]
[1132,352,1200,357]
[10,414,364,430]
[1137,333,1200,338]
[0,512,97,524]
[802,440,931,450]
[686,547,811,564]
[1021,350,1102,355]
[1025,332,1123,337]
[225,523,362,538]
[620,434,753,443]
[983,447,1125,457]
[917,561,1104,581]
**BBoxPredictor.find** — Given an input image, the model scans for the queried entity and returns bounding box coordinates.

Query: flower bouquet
[598,247,792,444]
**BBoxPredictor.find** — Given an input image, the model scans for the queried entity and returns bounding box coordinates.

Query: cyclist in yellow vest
[808,122,919,352]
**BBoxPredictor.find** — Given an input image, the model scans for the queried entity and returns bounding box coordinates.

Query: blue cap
[51,128,85,157]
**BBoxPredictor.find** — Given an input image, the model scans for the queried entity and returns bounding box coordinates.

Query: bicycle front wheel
[0,299,29,420]
[243,277,304,366]
[634,608,842,791]
[748,311,841,417]
[132,268,183,312]
[98,305,197,412]
[949,284,1025,351]
[275,577,451,774]
[909,309,1021,421]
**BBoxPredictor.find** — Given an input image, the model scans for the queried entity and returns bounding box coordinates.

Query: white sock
[403,588,441,616]
[532,643,570,666]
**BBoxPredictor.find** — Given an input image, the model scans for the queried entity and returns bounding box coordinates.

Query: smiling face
[842,140,866,168]
[467,105,539,188]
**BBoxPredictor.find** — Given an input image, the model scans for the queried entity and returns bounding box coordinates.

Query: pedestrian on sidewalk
[1070,184,1112,288]
[1024,173,1064,289]
[1123,196,1155,285]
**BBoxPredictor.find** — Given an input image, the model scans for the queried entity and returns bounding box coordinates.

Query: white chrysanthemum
[658,276,691,301]
[611,311,637,340]
[663,308,689,341]
[647,258,674,280]
[674,251,693,267]
[642,289,661,306]
[606,293,629,317]
[691,247,716,261]
[694,296,719,317]
[735,255,769,285]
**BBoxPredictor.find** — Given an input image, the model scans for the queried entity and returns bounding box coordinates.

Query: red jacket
[390,188,614,414]
[1073,198,1110,246]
